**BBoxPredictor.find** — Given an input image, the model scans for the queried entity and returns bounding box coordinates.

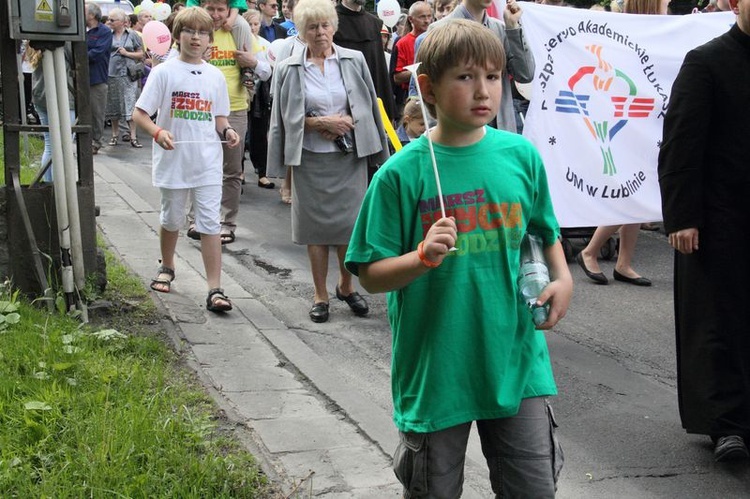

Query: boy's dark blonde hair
[417,19,506,117]
[172,7,215,46]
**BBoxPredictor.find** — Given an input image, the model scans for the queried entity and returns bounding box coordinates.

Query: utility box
[1,0,100,297]
[7,0,85,41]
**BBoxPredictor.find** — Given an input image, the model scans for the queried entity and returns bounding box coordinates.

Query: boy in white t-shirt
[133,7,241,313]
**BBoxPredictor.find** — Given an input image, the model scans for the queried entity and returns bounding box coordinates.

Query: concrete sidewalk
[93,148,403,497]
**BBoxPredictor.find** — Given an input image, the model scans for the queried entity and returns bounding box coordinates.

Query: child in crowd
[395,98,426,147]
[434,0,459,20]
[132,7,241,313]
[345,19,572,497]
[186,0,245,30]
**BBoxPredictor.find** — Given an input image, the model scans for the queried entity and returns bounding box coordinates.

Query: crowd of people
[15,0,748,493]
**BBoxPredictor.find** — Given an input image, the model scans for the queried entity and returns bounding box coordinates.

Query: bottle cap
[532,306,548,327]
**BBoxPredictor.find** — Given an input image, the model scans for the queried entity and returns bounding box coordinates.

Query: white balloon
[377,0,401,28]
[140,0,155,12]
[152,2,171,21]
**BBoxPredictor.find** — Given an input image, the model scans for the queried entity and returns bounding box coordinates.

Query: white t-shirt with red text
[136,58,230,189]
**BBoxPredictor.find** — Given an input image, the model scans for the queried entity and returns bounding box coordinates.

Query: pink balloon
[142,21,172,56]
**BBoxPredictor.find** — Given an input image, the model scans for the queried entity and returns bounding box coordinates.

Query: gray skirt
[291,149,367,245]
[105,75,139,121]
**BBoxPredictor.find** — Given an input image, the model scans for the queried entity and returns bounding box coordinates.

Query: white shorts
[160,185,221,235]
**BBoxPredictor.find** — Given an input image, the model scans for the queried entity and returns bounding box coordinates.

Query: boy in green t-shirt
[345,19,573,498]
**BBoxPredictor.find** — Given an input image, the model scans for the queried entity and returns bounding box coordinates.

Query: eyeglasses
[182,28,211,38]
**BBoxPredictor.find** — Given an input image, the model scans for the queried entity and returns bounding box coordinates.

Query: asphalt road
[98,143,750,498]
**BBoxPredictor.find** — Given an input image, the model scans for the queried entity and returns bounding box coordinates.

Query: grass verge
[0,245,275,497]
[0,131,46,184]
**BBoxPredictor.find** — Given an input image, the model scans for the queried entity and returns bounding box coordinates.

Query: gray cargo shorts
[393,397,563,498]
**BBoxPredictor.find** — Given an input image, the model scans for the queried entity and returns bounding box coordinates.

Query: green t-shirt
[185,0,246,12]
[345,127,561,433]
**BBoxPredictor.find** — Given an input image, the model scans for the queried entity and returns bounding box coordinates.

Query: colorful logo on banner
[554,45,654,176]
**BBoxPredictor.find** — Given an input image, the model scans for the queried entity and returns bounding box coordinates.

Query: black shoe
[258,179,276,189]
[309,302,329,323]
[335,285,369,317]
[613,269,652,287]
[576,252,608,285]
[714,435,749,462]
[186,225,201,240]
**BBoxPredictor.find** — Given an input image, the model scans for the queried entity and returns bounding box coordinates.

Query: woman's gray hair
[107,7,127,22]
[293,0,338,34]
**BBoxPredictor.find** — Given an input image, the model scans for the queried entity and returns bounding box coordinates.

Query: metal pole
[53,46,86,293]
[41,49,76,313]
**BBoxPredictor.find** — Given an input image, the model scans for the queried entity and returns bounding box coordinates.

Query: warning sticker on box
[36,0,54,22]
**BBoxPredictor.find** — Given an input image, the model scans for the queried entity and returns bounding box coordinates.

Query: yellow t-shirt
[209,30,247,112]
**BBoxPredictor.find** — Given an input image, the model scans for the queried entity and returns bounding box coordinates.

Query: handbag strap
[122,30,136,54]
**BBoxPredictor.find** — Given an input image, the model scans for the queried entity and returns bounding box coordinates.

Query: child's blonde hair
[416,19,506,117]
[400,98,422,127]
[172,7,215,47]
[243,8,261,23]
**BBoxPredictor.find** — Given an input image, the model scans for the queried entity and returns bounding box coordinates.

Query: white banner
[520,4,734,227]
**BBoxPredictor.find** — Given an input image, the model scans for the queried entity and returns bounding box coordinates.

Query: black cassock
[658,24,750,437]
[333,5,397,122]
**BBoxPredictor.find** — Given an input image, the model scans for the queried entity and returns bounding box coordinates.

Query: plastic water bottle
[518,233,550,327]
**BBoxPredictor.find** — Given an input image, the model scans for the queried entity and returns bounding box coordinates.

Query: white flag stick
[405,62,447,220]
[172,140,230,144]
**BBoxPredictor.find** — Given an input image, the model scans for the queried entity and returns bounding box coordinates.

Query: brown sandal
[220,230,235,245]
[150,266,175,293]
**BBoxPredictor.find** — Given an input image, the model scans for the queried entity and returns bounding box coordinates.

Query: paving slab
[94,153,405,496]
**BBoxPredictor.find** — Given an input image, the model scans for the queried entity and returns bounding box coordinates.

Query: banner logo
[554,45,654,176]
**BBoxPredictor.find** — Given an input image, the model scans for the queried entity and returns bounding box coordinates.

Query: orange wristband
[153,128,163,141]
[417,241,441,268]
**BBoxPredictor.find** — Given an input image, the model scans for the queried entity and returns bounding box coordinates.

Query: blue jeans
[37,108,76,183]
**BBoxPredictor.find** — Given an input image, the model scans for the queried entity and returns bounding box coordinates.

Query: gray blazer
[267,44,389,177]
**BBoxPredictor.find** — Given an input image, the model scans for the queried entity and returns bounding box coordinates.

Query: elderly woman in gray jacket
[267,0,388,323]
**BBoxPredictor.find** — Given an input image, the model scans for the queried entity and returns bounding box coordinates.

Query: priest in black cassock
[334,0,397,122]
[658,0,750,462]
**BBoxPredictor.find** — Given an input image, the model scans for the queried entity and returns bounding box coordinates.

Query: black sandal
[220,230,235,245]
[150,265,175,293]
[206,288,232,312]
[131,139,143,148]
